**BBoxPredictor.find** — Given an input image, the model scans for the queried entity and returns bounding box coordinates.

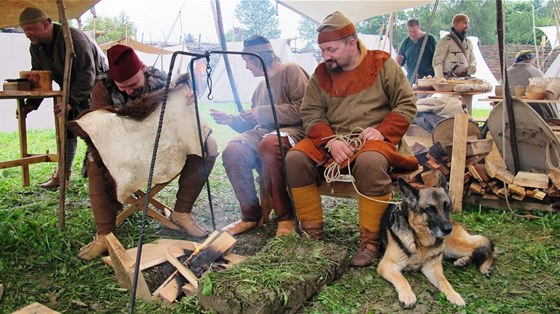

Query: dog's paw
[399,292,417,309]
[446,291,465,307]
[453,256,471,268]
[479,262,493,276]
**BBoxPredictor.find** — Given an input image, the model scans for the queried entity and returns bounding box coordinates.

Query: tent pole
[532,2,542,70]
[497,0,520,173]
[212,0,243,112]
[56,0,74,230]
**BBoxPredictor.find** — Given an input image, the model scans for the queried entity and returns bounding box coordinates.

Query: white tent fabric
[545,54,560,77]
[439,31,499,109]
[0,33,57,132]
[275,0,434,23]
[537,26,560,49]
[136,44,192,79]
[205,38,318,103]
[359,33,397,57]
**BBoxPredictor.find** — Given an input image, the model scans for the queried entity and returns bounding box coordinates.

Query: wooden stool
[116,182,181,231]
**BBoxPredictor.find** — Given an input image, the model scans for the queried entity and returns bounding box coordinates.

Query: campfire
[103,230,245,303]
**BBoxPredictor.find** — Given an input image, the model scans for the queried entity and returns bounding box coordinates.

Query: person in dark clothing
[19,7,107,188]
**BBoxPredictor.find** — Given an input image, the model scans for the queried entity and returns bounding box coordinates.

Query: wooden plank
[102,239,197,270]
[105,233,152,300]
[389,166,423,181]
[513,172,549,189]
[421,170,440,187]
[547,170,560,189]
[181,284,197,297]
[449,113,469,213]
[464,195,553,211]
[12,303,60,314]
[166,253,199,289]
[508,184,526,197]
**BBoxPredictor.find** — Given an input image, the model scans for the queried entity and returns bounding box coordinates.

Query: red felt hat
[107,44,143,82]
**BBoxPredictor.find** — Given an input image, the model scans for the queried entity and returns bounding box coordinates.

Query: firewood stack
[408,139,560,207]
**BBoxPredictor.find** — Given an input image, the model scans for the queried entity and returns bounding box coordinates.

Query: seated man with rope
[69,45,217,260]
[285,11,418,267]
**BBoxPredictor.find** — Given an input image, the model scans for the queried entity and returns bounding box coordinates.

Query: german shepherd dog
[377,173,494,308]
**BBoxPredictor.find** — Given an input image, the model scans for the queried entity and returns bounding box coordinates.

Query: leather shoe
[275,220,296,237]
[171,212,208,238]
[40,170,71,189]
[222,220,257,236]
[78,234,107,260]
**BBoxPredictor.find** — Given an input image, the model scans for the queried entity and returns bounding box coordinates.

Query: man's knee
[354,152,392,195]
[286,150,317,187]
[222,141,248,167]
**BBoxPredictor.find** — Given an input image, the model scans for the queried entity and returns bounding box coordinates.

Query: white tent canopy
[359,33,397,57]
[275,0,435,23]
[205,38,318,103]
[537,26,560,49]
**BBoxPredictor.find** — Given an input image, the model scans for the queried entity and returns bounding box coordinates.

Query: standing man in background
[18,7,107,188]
[432,13,476,79]
[395,18,437,84]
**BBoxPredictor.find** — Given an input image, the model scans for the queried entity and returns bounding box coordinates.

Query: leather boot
[300,221,324,240]
[40,170,71,189]
[275,220,296,237]
[351,228,380,267]
[171,212,208,238]
[78,234,108,260]
[222,220,258,236]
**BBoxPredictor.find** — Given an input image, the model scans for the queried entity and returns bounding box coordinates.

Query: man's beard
[129,86,145,99]
[325,60,343,73]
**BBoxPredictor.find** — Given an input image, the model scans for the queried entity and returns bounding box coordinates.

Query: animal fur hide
[69,80,211,203]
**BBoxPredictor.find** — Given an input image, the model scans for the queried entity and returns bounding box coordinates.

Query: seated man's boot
[78,234,108,260]
[275,220,296,237]
[222,220,258,236]
[350,228,380,267]
[171,212,208,238]
[40,170,71,189]
[300,221,324,240]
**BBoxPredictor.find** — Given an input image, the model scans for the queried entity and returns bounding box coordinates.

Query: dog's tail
[472,238,495,275]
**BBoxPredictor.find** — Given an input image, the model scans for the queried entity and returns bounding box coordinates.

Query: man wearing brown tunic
[285,12,418,267]
[210,35,310,237]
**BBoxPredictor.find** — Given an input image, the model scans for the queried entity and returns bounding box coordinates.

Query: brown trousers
[222,135,294,222]
[286,150,393,196]
[88,153,216,235]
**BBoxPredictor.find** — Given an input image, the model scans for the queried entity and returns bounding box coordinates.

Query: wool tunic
[293,44,418,171]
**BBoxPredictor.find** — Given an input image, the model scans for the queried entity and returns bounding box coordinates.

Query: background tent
[0,0,99,28]
[205,38,318,103]
[0,33,58,132]
[359,33,397,57]
[275,0,434,24]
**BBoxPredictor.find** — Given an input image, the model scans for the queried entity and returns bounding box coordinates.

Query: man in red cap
[209,35,310,237]
[285,11,418,267]
[18,7,107,188]
[77,44,217,260]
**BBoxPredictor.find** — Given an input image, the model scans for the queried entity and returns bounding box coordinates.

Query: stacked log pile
[409,139,560,207]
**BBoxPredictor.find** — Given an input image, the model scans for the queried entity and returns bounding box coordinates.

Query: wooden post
[56,0,74,230]
[449,113,469,213]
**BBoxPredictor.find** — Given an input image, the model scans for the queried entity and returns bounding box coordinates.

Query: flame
[192,243,203,256]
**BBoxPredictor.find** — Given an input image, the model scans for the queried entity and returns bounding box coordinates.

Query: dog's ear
[435,170,449,192]
[398,177,419,207]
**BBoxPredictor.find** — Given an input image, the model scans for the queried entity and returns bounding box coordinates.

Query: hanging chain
[205,56,213,100]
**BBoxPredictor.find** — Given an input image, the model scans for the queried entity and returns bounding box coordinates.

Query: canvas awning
[275,0,435,23]
[0,0,99,28]
[99,37,174,55]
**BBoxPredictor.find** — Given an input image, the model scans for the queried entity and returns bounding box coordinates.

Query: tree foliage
[297,18,319,51]
[82,12,136,44]
[235,0,280,40]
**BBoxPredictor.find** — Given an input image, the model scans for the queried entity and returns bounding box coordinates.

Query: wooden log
[513,172,549,190]
[469,182,485,195]
[105,233,152,300]
[547,169,560,189]
[512,193,525,201]
[508,184,526,197]
[449,113,469,213]
[166,253,199,289]
[181,284,197,297]
[389,166,424,181]
[421,170,440,187]
[494,168,515,185]
[187,231,237,278]
[466,139,493,156]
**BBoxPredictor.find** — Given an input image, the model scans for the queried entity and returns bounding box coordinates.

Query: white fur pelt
[74,86,211,203]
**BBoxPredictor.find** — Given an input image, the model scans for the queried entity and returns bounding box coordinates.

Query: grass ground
[0,104,559,313]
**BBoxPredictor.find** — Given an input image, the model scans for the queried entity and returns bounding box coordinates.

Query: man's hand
[54,101,71,116]
[16,102,37,119]
[239,109,258,124]
[209,109,233,125]
[359,127,385,141]
[328,140,354,164]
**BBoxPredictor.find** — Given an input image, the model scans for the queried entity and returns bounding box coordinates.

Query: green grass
[0,102,559,313]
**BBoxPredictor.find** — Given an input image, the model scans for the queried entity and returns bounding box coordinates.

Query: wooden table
[0,90,63,186]
[413,90,487,114]
[479,97,560,104]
